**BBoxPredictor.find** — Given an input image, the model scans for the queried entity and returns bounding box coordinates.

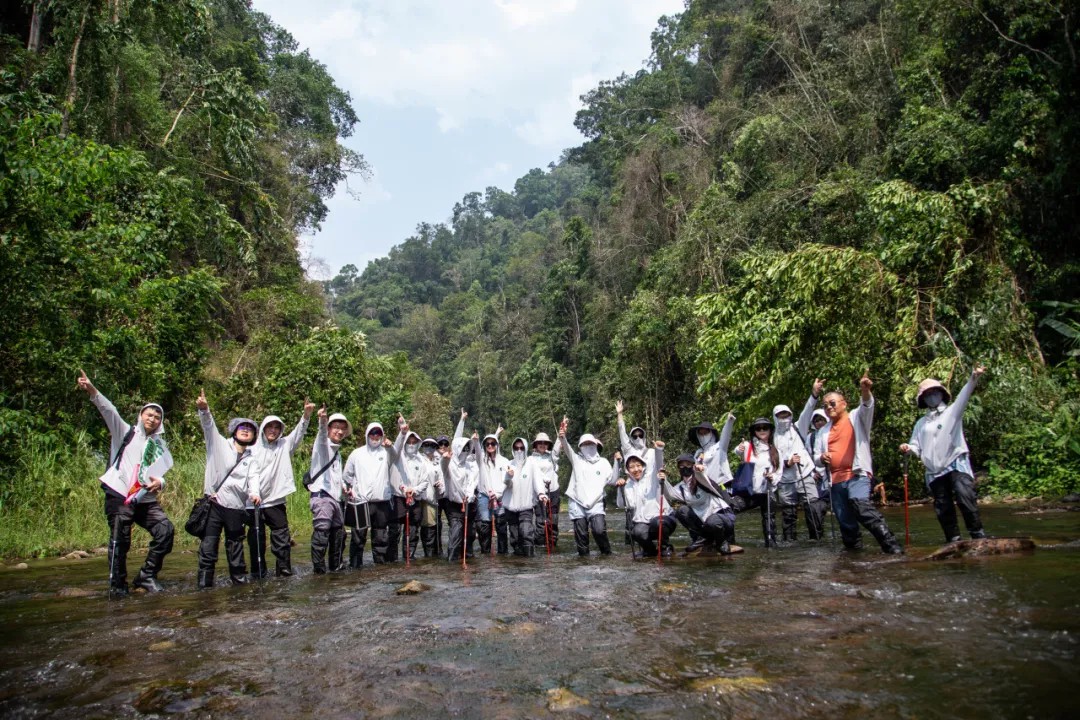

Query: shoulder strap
[212,450,251,494]
[110,426,137,470]
[308,450,340,485]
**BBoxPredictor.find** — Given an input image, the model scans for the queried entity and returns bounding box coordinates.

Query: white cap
[327,413,353,438]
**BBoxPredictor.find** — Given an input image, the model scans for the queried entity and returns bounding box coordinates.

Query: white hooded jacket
[91,393,173,501]
[908,371,980,483]
[618,416,656,478]
[773,404,817,499]
[343,422,403,504]
[199,409,258,510]
[250,414,310,508]
[390,431,433,499]
[441,436,480,504]
[502,437,543,512]
[625,447,670,523]
[695,414,737,485]
[559,435,619,514]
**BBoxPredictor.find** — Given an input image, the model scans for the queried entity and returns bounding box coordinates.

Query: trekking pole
[108,513,121,596]
[462,499,468,569]
[405,501,411,568]
[546,497,555,555]
[765,480,773,547]
[436,504,443,558]
[254,504,264,579]
[902,452,911,547]
[491,499,496,557]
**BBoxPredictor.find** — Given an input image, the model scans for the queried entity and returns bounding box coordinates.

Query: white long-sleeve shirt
[91,393,173,500]
[696,414,737,485]
[559,440,620,512]
[908,372,980,485]
[199,409,258,510]
[250,414,310,508]
[343,423,402,503]
[308,418,345,499]
[441,437,481,504]
[625,447,670,523]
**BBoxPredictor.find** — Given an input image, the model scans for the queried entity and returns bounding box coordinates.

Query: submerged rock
[656,581,689,594]
[921,537,1035,561]
[13,562,28,570]
[56,587,96,598]
[63,550,91,560]
[688,676,770,693]
[396,580,433,595]
[148,641,176,652]
[546,687,589,711]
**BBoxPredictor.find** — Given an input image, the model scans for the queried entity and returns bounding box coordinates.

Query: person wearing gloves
[666,454,736,555]
[685,414,737,550]
[530,432,563,550]
[816,371,903,554]
[418,438,444,557]
[391,428,433,562]
[195,390,260,587]
[495,437,528,554]
[619,442,675,558]
[772,381,825,541]
[308,407,351,574]
[616,400,656,476]
[555,420,619,557]
[734,418,781,547]
[440,433,481,562]
[78,370,175,596]
[500,437,541,556]
[247,400,314,578]
[343,417,407,565]
[900,364,989,543]
[477,430,510,555]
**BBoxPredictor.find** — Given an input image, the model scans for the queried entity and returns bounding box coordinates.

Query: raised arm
[79,370,130,439]
[287,398,316,453]
[718,413,736,454]
[616,400,632,455]
[454,408,467,439]
[796,379,823,437]
[951,364,986,417]
[857,371,875,433]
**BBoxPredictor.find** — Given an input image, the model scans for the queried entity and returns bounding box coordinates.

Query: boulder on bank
[396,580,432,595]
[920,537,1035,561]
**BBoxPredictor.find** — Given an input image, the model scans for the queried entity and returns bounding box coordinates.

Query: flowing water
[1,505,1078,719]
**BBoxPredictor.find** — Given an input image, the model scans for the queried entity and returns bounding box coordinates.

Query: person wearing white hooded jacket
[78,370,175,595]
[620,442,675,558]
[343,417,407,565]
[195,390,261,587]
[901,364,988,543]
[556,422,619,556]
[477,431,511,555]
[246,400,314,578]
[308,407,351,574]
[664,455,736,555]
[418,438,444,556]
[498,437,542,556]
[390,429,433,561]
[529,431,563,550]
[440,433,481,562]
[683,414,737,550]
[493,437,527,553]
[772,379,825,541]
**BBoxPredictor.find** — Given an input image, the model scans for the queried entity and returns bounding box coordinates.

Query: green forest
[1,0,1078,557]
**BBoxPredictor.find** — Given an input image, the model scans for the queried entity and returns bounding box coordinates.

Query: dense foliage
[329,0,1080,497]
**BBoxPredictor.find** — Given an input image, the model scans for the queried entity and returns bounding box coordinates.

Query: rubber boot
[853,499,903,554]
[197,569,215,589]
[420,526,437,557]
[310,529,330,574]
[572,518,590,556]
[477,521,492,555]
[591,515,612,556]
[275,545,293,577]
[133,569,165,593]
[329,528,345,572]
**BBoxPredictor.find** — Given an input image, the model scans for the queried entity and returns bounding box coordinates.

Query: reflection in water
[0,505,1077,718]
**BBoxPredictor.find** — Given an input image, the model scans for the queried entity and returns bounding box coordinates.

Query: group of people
[77,364,989,595]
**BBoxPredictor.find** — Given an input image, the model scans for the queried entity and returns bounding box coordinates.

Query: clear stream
[0,505,1077,719]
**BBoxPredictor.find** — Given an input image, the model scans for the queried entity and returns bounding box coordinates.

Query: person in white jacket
[494,437,527,553]
[734,418,781,547]
[477,431,510,555]
[665,454,736,555]
[391,430,433,561]
[440,433,481,562]
[499,437,544,556]
[530,432,563,550]
[556,422,619,556]
[343,417,406,565]
[816,371,902,554]
[195,389,261,587]
[418,438,444,556]
[247,400,314,578]
[616,400,656,476]
[684,414,736,550]
[78,370,174,595]
[620,442,674,558]
[901,364,988,542]
[307,407,351,574]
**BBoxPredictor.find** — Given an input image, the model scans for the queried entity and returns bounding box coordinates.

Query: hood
[137,403,166,437]
[512,437,528,452]
[405,431,422,444]
[327,413,353,438]
[451,437,471,455]
[687,421,718,446]
[811,409,828,425]
[258,415,285,445]
[624,451,648,470]
[772,404,792,419]
[482,433,500,447]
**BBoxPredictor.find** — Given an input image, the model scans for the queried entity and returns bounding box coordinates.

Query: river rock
[148,641,176,652]
[396,580,432,595]
[921,537,1036,561]
[688,676,770,693]
[56,587,96,598]
[546,687,589,711]
[13,562,28,570]
[63,550,91,560]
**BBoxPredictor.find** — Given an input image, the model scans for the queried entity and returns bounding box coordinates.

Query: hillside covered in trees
[327,0,1080,497]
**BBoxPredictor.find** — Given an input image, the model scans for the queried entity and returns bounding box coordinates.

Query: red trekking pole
[543,496,552,556]
[405,501,411,568]
[657,492,664,565]
[490,497,496,556]
[462,499,468,569]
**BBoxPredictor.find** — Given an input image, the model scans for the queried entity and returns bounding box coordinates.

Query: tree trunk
[27,2,43,53]
[60,4,91,137]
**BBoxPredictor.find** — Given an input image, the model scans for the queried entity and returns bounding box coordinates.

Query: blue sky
[251,0,685,279]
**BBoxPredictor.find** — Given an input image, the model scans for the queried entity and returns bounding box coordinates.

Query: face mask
[776,418,792,433]
[581,445,598,461]
[513,449,526,462]
[630,436,645,451]
[923,391,944,409]
[405,443,419,456]
[679,465,694,479]
[368,435,382,449]
[698,432,714,449]
[423,447,436,458]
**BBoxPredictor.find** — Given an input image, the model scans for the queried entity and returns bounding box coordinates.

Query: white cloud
[494,0,578,28]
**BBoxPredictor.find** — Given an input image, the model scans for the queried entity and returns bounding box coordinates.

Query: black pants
[494,509,510,554]
[199,501,247,585]
[103,491,174,589]
[534,490,560,549]
[930,471,984,542]
[395,496,424,560]
[572,515,612,556]
[445,500,477,562]
[505,509,535,556]
[343,502,369,568]
[675,506,735,548]
[800,496,827,540]
[311,495,344,574]
[246,503,292,577]
[631,515,677,557]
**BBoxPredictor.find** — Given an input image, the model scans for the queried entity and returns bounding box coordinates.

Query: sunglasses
[368,430,384,437]
[484,441,498,447]
[631,434,644,440]
[825,400,841,408]
[437,442,450,447]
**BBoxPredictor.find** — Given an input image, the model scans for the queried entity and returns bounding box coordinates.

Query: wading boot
[420,526,437,557]
[310,529,329,574]
[197,570,215,589]
[328,528,345,572]
[133,569,165,593]
[109,583,129,599]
